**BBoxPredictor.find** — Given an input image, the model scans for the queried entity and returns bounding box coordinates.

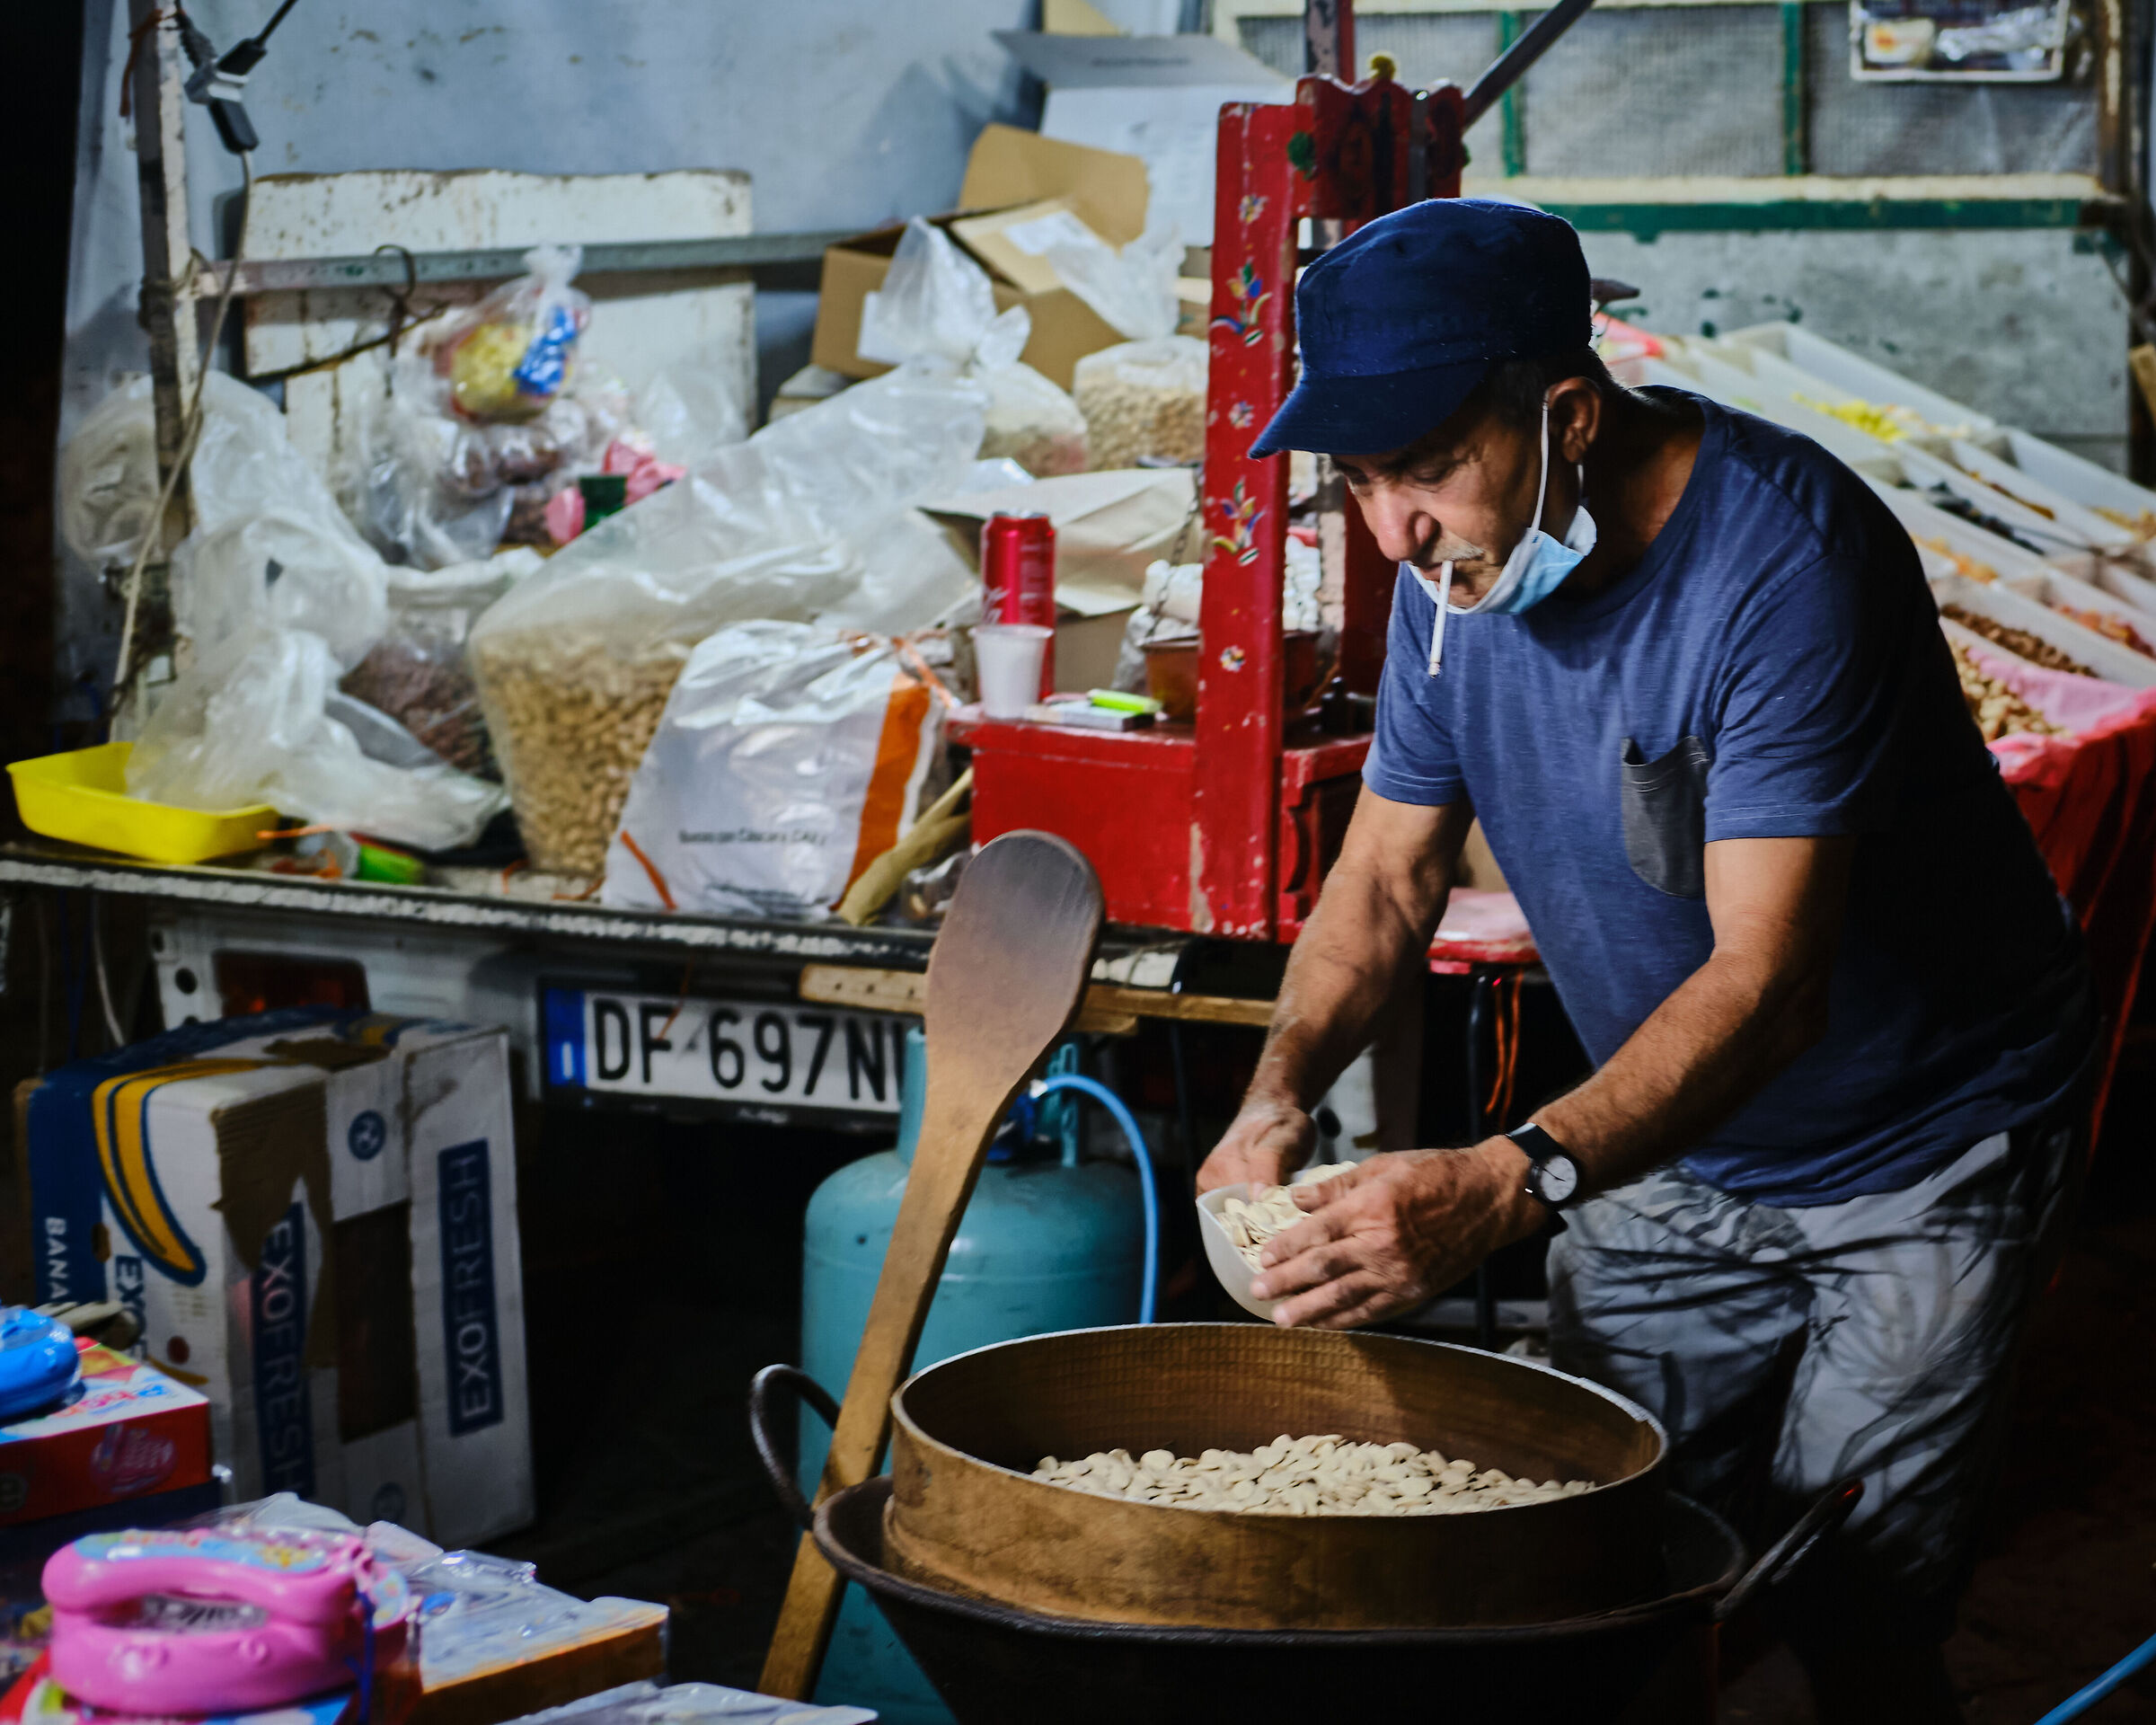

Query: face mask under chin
[1408,398,1598,672]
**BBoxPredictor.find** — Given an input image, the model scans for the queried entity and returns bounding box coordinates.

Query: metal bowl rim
[816,1475,1740,1647]
[889,1322,1671,1521]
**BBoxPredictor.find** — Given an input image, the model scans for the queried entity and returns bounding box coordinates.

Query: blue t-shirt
[1365,391,2093,1207]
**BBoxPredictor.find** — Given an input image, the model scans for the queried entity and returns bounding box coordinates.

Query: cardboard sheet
[923,467,1196,615]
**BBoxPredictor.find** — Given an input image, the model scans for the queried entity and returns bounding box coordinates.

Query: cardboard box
[811,125,1148,391]
[0,1343,210,1528]
[22,1010,532,1548]
[992,32,1290,246]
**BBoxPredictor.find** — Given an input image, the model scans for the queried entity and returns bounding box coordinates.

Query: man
[1196,199,2093,1721]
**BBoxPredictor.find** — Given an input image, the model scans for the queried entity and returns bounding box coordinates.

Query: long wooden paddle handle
[757,1086,999,1698]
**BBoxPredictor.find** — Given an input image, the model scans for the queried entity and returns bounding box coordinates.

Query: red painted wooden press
[950,70,1468,938]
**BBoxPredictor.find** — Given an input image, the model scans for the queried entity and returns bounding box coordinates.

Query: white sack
[602,622,943,920]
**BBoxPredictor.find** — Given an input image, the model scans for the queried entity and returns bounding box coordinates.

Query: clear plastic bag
[128,624,508,851]
[1043,219,1186,345]
[981,346,1091,477]
[513,1681,873,1725]
[601,623,945,918]
[393,1547,661,1689]
[468,364,984,874]
[1074,334,1209,472]
[59,372,353,571]
[437,244,591,424]
[1040,216,1207,472]
[365,354,520,569]
[636,347,752,467]
[858,218,1088,478]
[339,548,542,776]
[174,505,390,672]
[177,1499,669,1700]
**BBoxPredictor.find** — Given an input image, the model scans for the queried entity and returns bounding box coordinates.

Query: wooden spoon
[759,830,1104,1698]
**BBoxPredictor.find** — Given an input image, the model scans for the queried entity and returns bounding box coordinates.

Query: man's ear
[1549,376,1601,464]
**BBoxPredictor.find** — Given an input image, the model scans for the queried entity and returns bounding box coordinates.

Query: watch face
[1536,1154,1580,1206]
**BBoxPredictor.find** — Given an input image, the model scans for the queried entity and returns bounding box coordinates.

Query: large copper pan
[881,1324,1668,1630]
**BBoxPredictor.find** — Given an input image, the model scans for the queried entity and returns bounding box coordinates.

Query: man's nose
[1352,487,1429,565]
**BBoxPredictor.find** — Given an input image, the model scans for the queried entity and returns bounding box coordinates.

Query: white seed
[1222,1163,1360,1270]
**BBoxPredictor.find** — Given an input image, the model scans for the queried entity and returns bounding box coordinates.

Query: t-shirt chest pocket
[1619,736,1712,898]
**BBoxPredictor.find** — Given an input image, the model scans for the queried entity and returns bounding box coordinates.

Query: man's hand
[1249,1140,1543,1329]
[1198,1100,1311,1190]
[1196,1098,1316,1196]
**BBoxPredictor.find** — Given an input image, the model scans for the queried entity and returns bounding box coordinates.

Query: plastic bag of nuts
[469,632,694,873]
[467,364,988,876]
[341,549,542,779]
[1074,335,1208,472]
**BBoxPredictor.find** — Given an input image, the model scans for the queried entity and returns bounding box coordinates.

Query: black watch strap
[1507,1120,1583,1216]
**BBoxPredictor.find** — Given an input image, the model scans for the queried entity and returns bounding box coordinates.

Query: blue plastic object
[800,1030,1153,1725]
[1033,1072,1160,1325]
[0,1309,81,1424]
[2033,1632,2156,1723]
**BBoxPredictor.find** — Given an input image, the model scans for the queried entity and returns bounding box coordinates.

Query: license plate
[542,986,906,1115]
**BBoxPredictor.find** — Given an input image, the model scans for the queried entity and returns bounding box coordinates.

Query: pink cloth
[1964,638,2153,741]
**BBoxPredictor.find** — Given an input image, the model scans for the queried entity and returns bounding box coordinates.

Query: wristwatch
[1507,1120,1584,1214]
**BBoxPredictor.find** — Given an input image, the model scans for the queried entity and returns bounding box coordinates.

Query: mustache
[1405,532,1489,571]
[1409,547,1493,573]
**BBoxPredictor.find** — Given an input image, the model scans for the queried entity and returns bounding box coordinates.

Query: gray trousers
[1548,1117,2081,1642]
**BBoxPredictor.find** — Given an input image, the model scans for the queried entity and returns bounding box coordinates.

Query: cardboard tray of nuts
[1931,573,2156,689]
[882,1324,1667,1631]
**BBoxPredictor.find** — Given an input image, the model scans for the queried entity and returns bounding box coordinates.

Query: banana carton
[16,1010,530,1548]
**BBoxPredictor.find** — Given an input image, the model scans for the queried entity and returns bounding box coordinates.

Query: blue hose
[1033,1074,1159,1324]
[2033,1632,2156,1724]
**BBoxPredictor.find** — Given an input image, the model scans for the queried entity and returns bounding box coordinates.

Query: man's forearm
[1248,836,1457,1111]
[1248,902,1429,1111]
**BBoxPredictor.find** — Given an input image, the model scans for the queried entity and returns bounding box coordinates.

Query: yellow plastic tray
[7,742,275,864]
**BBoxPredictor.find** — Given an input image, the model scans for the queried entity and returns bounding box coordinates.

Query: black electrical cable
[217,0,303,77]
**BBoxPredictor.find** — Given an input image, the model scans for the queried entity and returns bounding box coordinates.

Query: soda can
[981,511,1056,695]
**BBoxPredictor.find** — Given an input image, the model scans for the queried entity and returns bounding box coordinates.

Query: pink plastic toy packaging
[41,1526,412,1718]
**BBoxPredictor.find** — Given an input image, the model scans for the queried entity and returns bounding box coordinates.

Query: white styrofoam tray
[1930,571,2156,687]
[1865,478,2054,585]
[2042,551,2156,618]
[1651,343,1894,466]
[1945,439,2138,555]
[2000,566,2156,657]
[1993,428,2156,526]
[1722,323,1997,439]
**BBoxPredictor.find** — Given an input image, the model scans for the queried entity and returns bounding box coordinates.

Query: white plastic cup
[975,624,1054,720]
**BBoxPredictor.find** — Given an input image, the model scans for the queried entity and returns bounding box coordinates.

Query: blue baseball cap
[1250,199,1593,458]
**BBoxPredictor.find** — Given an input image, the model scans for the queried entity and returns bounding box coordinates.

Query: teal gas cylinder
[799,1029,1144,1725]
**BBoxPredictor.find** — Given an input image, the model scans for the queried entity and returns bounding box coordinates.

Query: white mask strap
[1528,396,1552,541]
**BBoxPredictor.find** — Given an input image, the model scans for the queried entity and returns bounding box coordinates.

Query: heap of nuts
[1941,604,2095,677]
[1074,338,1207,472]
[469,632,690,874]
[1216,1161,1359,1271]
[1953,641,2065,743]
[1031,1434,1595,1516]
[341,641,495,778]
[2053,600,2156,659]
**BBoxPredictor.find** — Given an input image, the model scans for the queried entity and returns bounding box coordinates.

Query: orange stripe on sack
[617,830,676,910]
[843,672,935,896]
